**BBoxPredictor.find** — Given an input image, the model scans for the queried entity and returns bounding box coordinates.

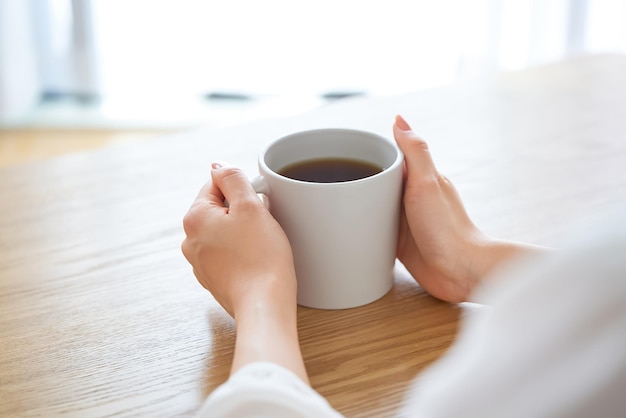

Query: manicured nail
[211,162,223,170]
[395,114,411,131]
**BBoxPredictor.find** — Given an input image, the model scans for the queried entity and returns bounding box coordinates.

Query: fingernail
[212,161,230,170]
[395,115,411,131]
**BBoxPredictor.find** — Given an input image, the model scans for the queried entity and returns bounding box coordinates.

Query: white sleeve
[400,217,626,418]
[198,362,344,418]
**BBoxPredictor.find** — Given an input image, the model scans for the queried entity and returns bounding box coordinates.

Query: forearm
[232,278,308,384]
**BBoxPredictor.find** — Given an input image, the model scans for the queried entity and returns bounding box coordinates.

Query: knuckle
[219,166,246,183]
[405,172,442,203]
[182,202,207,234]
[412,172,440,189]
[437,173,453,186]
[182,209,197,233]
[180,239,192,260]
[405,135,430,152]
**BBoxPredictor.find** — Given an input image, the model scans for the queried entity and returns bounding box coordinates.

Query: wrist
[467,236,549,291]
[232,271,298,322]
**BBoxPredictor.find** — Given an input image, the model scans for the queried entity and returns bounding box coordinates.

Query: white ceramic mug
[252,129,404,309]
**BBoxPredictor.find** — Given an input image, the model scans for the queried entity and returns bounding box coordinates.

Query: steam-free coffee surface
[278,158,383,183]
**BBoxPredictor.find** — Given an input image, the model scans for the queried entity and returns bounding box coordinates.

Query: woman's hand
[393,116,486,302]
[393,116,546,303]
[181,163,297,317]
[182,164,308,382]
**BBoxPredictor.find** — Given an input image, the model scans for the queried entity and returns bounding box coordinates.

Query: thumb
[393,115,438,180]
[210,163,261,210]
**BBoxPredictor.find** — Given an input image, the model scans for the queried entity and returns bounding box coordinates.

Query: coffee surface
[278,158,383,183]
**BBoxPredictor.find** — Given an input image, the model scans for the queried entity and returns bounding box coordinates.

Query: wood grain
[1,54,626,417]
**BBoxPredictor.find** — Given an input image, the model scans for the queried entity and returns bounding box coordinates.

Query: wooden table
[1,55,625,417]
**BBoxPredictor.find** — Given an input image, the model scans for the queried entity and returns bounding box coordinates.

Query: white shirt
[200,217,626,417]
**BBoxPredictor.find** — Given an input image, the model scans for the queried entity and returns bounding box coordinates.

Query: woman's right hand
[181,164,297,317]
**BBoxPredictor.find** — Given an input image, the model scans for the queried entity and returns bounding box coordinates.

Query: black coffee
[278,158,383,183]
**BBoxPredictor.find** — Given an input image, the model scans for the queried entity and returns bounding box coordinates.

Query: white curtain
[0,0,40,121]
[1,0,625,124]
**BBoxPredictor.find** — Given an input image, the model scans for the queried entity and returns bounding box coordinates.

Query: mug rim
[258,128,404,186]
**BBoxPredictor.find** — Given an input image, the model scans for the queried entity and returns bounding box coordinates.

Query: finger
[210,164,261,210]
[194,172,225,208]
[393,115,438,179]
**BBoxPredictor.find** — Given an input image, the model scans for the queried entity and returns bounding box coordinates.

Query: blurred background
[1,0,625,166]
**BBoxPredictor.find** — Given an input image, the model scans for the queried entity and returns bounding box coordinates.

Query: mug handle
[251,176,269,195]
